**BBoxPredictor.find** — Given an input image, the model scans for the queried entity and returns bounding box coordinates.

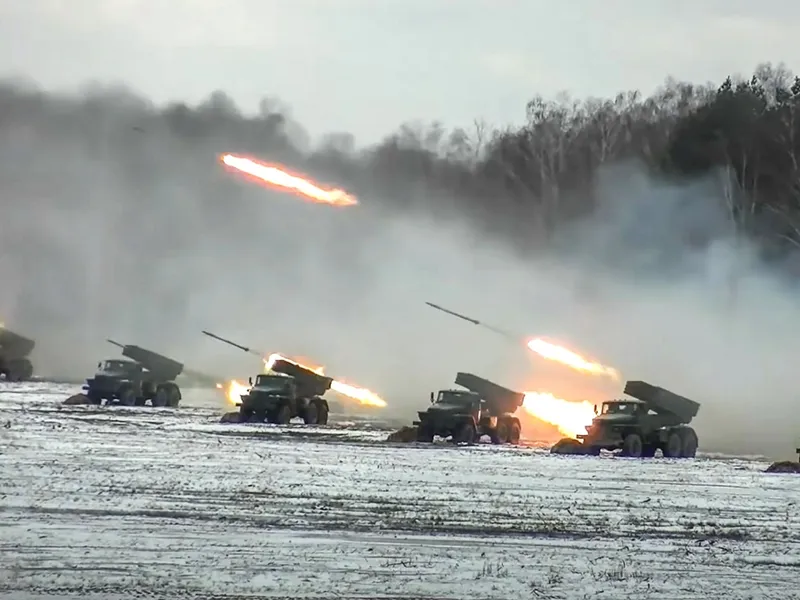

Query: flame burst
[265,353,387,408]
[221,153,358,206]
[527,338,619,380]
[523,392,595,438]
[217,380,250,405]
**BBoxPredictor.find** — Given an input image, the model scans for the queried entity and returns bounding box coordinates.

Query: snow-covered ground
[1,383,799,599]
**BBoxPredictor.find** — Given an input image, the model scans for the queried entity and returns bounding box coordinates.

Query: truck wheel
[663,431,683,458]
[316,400,329,426]
[152,386,168,408]
[621,433,643,457]
[508,420,521,445]
[303,402,319,425]
[454,422,477,445]
[166,384,181,408]
[118,386,136,407]
[273,404,291,425]
[142,381,156,399]
[679,427,698,458]
[491,421,510,444]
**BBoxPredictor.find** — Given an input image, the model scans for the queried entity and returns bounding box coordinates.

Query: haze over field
[1,1,799,458]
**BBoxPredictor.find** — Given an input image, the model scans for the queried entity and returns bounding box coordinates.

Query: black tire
[621,433,643,457]
[167,384,181,408]
[508,419,522,445]
[152,386,168,408]
[454,421,477,445]
[273,404,292,425]
[316,400,329,426]
[142,381,157,399]
[303,401,319,425]
[663,431,683,458]
[491,420,510,444]
[679,427,698,458]
[118,386,136,407]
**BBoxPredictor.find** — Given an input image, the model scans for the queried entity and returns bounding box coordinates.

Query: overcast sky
[2,0,799,145]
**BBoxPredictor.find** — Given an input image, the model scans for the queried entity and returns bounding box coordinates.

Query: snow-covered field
[1,383,799,599]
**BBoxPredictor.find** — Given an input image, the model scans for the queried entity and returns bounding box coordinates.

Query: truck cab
[243,373,296,401]
[578,399,649,450]
[429,389,482,413]
[96,359,143,378]
[595,399,648,422]
[84,359,144,397]
[414,389,483,444]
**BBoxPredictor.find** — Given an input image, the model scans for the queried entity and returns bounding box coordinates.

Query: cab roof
[605,398,646,404]
[260,370,293,379]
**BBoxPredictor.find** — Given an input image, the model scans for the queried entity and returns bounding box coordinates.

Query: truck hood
[89,374,128,386]
[419,404,470,418]
[247,390,286,399]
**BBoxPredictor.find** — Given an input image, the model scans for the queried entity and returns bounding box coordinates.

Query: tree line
[2,61,799,264]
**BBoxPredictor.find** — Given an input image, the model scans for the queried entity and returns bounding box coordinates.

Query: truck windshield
[102,360,131,373]
[254,376,290,391]
[436,391,476,405]
[602,402,635,414]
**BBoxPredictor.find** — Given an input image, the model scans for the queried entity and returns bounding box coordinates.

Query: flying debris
[220,153,358,206]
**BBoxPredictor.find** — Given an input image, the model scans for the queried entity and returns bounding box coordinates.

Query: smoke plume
[0,78,797,460]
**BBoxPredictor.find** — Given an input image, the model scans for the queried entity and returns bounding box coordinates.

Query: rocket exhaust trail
[424,302,519,342]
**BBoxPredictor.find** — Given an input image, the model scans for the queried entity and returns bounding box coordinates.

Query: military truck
[550,380,700,458]
[229,358,332,425]
[414,372,524,445]
[0,328,35,382]
[81,340,183,407]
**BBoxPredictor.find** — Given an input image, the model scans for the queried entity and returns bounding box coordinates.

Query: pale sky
[2,0,799,145]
